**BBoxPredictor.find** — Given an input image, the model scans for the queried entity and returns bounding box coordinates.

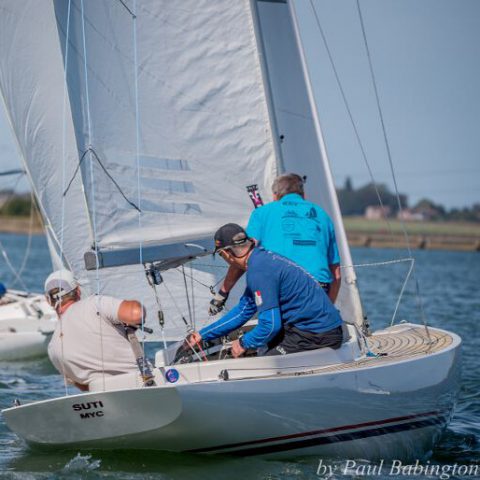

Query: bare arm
[118,300,145,326]
[221,264,245,293]
[328,264,341,304]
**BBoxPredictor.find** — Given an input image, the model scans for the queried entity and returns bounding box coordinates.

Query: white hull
[2,324,461,459]
[0,291,56,360]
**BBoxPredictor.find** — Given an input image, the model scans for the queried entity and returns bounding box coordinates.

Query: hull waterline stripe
[229,417,446,456]
[188,411,443,454]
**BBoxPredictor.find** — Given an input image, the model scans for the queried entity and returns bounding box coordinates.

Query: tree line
[1,184,479,223]
[337,178,479,222]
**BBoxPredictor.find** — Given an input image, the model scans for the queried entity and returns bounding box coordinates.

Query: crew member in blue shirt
[209,173,341,316]
[188,223,343,357]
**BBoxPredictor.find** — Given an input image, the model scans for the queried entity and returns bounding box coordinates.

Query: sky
[0,0,479,210]
[295,0,480,209]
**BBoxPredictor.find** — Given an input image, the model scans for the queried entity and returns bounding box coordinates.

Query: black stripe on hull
[192,417,446,456]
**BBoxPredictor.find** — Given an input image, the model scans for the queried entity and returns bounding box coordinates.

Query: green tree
[1,195,32,217]
[337,182,407,216]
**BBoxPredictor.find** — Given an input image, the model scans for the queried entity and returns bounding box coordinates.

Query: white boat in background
[0,289,56,361]
[0,0,461,460]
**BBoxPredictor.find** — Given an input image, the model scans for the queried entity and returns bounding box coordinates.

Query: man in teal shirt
[209,173,341,315]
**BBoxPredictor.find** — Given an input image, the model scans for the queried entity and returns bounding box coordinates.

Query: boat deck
[90,324,456,390]
[369,323,453,357]
[217,323,457,383]
[311,324,454,375]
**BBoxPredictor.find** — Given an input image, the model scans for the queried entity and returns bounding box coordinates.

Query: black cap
[214,223,249,253]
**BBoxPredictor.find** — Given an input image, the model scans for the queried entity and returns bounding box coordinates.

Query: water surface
[0,233,478,479]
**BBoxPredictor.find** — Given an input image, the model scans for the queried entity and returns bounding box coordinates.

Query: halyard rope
[355,0,432,343]
[132,0,149,377]
[80,0,107,391]
[309,0,431,339]
[0,174,29,291]
[308,0,396,243]
[59,0,72,397]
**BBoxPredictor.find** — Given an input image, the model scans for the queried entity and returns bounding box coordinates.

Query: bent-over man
[45,269,144,391]
[190,224,343,357]
[209,173,341,316]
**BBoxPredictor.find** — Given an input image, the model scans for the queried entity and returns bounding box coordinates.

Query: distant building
[365,205,391,220]
[397,209,426,221]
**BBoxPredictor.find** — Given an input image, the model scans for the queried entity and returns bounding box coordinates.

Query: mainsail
[0,0,364,337]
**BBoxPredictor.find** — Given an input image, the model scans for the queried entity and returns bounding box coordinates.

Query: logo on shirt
[254,290,263,307]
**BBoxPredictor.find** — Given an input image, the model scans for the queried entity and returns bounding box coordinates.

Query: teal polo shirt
[246,193,340,283]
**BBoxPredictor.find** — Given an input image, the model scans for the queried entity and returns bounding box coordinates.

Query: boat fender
[219,369,229,381]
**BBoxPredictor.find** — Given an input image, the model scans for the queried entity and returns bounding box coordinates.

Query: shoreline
[0,216,44,235]
[347,232,480,252]
[1,216,479,252]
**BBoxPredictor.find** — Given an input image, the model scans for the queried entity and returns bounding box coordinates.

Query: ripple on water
[0,242,479,478]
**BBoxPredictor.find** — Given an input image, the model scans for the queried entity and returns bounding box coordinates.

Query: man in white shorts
[45,269,144,391]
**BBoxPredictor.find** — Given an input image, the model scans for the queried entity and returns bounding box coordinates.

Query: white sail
[0,0,91,284]
[53,0,277,253]
[0,0,279,338]
[0,0,364,336]
[253,0,364,328]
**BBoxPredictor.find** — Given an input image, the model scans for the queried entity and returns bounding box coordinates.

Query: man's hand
[184,331,202,350]
[208,289,229,316]
[231,339,246,358]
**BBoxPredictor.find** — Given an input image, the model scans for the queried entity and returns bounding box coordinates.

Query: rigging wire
[59,0,73,397]
[308,0,395,243]
[181,265,194,330]
[176,265,224,293]
[190,263,196,330]
[63,147,141,212]
[117,0,136,18]
[308,0,431,338]
[354,0,431,341]
[80,0,107,390]
[145,272,168,350]
[354,0,410,251]
[0,169,25,177]
[161,280,192,333]
[11,190,36,285]
[0,173,29,291]
[342,257,414,328]
[131,0,150,371]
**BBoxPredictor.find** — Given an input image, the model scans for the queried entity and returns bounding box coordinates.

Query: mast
[287,2,353,273]
[287,1,365,330]
[249,0,365,329]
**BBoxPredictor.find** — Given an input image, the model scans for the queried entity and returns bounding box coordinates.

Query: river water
[0,232,478,479]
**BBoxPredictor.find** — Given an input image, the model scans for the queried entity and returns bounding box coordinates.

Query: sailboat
[0,172,56,360]
[0,288,56,361]
[0,0,460,460]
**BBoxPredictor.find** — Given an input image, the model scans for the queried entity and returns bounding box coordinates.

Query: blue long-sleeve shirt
[200,247,342,349]
[200,295,282,349]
